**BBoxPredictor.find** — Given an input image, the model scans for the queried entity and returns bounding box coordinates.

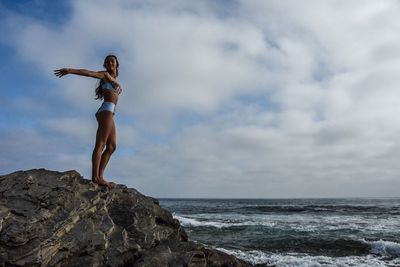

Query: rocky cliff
[0,169,250,267]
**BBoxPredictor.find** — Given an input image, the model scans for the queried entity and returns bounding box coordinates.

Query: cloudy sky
[1,0,400,198]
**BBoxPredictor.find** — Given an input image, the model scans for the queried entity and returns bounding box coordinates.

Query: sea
[159,198,400,267]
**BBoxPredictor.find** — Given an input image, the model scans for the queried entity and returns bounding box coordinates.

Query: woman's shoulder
[102,72,117,83]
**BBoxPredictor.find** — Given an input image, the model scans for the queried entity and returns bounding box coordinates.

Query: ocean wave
[173,214,275,228]
[215,248,269,265]
[215,247,398,267]
[173,213,399,234]
[243,204,400,215]
[173,214,231,228]
[363,239,400,258]
[175,214,372,255]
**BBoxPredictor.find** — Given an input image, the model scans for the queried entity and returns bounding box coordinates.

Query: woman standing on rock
[54,55,122,188]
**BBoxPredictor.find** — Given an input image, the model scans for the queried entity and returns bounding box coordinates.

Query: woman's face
[105,57,118,72]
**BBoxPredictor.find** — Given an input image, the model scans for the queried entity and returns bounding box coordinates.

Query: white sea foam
[174,212,400,234]
[173,213,276,228]
[173,214,231,228]
[215,247,399,267]
[174,213,377,233]
[363,239,400,257]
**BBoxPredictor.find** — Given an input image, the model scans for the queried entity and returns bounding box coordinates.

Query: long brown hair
[95,54,119,100]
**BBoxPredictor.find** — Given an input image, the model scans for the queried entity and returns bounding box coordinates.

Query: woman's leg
[98,118,116,184]
[91,112,114,185]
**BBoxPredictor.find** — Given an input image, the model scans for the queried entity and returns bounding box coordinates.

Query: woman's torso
[101,80,121,104]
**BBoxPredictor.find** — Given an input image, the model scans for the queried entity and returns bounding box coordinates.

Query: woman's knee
[106,143,117,154]
[94,141,106,151]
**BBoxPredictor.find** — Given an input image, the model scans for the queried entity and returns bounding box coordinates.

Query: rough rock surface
[0,169,251,267]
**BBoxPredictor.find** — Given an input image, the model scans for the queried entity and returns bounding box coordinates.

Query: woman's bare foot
[92,177,113,189]
[97,178,113,189]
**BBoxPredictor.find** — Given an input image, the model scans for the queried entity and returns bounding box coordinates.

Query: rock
[0,169,251,267]
[133,240,249,267]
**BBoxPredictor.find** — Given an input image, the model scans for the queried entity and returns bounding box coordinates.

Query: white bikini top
[102,81,122,95]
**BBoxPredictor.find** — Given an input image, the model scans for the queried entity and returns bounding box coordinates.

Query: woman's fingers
[54,69,61,77]
[54,69,66,77]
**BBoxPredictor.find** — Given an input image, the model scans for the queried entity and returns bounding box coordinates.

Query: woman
[54,55,122,188]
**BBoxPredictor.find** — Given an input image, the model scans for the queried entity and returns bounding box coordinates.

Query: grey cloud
[2,1,400,197]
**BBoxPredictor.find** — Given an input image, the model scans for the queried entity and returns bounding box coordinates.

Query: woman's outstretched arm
[54,68,108,80]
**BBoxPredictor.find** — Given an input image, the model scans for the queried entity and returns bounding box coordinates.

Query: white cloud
[3,0,400,197]
[5,0,280,116]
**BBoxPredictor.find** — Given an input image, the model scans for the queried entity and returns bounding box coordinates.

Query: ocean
[159,198,400,267]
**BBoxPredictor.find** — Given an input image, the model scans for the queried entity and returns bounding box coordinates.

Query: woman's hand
[54,68,69,78]
[104,72,117,83]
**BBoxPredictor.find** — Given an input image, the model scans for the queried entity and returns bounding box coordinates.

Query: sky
[1,0,400,198]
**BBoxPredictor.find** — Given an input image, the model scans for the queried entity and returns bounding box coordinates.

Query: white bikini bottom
[96,102,115,115]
